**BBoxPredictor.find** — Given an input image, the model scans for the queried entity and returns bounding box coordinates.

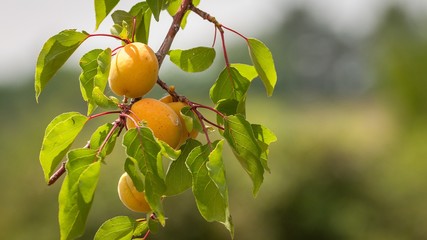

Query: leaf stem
[87,33,131,44]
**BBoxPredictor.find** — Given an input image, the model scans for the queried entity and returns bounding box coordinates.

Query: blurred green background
[2,2,427,240]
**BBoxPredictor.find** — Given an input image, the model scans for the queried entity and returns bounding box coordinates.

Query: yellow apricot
[166,101,199,145]
[127,98,182,149]
[109,42,159,98]
[117,172,151,213]
[159,94,173,103]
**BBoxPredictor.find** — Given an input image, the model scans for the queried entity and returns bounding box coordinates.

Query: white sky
[0,0,425,86]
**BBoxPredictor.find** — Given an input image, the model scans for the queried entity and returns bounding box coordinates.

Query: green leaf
[92,87,120,110]
[181,106,203,133]
[169,47,216,72]
[210,67,251,115]
[147,0,165,21]
[79,48,112,115]
[59,148,100,240]
[247,38,277,96]
[223,115,264,196]
[124,157,145,192]
[210,67,251,104]
[79,49,103,102]
[215,99,239,127]
[159,140,181,160]
[251,124,277,172]
[90,123,119,159]
[122,128,166,225]
[186,140,233,237]
[94,216,137,240]
[166,0,181,16]
[111,10,133,37]
[35,30,87,101]
[230,63,258,81]
[147,216,162,233]
[39,112,87,183]
[167,0,200,28]
[95,0,120,29]
[165,139,201,196]
[130,2,152,44]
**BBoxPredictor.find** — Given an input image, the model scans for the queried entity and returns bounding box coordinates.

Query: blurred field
[2,4,427,240]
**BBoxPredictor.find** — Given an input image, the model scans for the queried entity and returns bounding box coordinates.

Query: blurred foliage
[2,4,427,240]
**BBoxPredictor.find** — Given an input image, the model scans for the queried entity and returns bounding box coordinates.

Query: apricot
[127,98,182,149]
[117,172,151,213]
[159,95,198,145]
[109,42,159,98]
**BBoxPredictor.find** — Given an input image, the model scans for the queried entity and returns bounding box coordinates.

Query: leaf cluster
[35,0,278,239]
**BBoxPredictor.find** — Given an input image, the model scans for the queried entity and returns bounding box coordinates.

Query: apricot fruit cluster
[109,42,159,98]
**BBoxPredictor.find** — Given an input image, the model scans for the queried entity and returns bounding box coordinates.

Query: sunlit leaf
[79,48,112,115]
[79,49,103,102]
[251,124,277,173]
[95,0,120,29]
[58,148,100,240]
[35,30,87,101]
[130,2,152,44]
[210,67,250,115]
[165,139,201,196]
[122,128,166,225]
[181,106,203,133]
[159,140,181,160]
[186,140,234,237]
[169,47,216,72]
[210,67,251,104]
[92,87,119,110]
[39,112,87,183]
[167,0,200,28]
[223,115,263,196]
[124,157,145,192]
[94,216,136,240]
[166,0,181,16]
[89,123,119,159]
[230,63,258,81]
[247,38,277,96]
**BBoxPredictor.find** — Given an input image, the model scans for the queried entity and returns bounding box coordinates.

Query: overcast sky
[0,0,425,86]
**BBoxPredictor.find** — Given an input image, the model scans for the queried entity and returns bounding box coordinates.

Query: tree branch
[156,0,192,66]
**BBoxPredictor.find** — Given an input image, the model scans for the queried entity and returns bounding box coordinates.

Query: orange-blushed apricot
[109,42,159,98]
[126,98,182,149]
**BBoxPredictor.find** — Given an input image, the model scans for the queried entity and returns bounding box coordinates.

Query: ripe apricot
[127,98,182,149]
[109,42,159,98]
[117,172,151,213]
[159,95,198,145]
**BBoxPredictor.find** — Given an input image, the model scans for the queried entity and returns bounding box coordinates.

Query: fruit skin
[127,98,182,149]
[109,42,159,98]
[159,95,198,146]
[117,172,151,213]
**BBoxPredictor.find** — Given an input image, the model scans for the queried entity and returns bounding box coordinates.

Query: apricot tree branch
[156,0,192,67]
